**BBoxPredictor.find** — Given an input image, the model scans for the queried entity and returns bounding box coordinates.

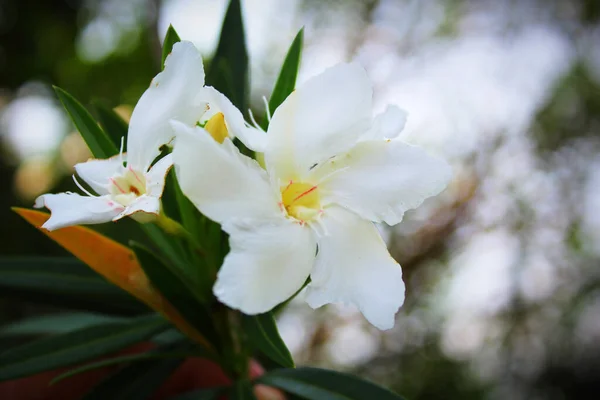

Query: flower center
[280,181,321,222]
[204,112,229,143]
[108,167,147,206]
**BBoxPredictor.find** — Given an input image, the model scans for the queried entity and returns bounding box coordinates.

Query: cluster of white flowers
[35,42,451,330]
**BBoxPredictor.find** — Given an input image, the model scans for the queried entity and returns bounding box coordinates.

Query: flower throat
[280,181,321,222]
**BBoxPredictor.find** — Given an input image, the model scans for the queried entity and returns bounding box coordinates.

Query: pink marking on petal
[128,166,144,185]
[110,178,126,194]
[281,180,294,195]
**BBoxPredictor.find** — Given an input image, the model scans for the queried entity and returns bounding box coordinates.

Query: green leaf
[140,223,188,271]
[206,0,248,111]
[131,243,220,350]
[0,313,126,337]
[0,314,170,382]
[242,313,294,368]
[257,367,405,400]
[230,380,257,400]
[82,341,191,400]
[161,169,201,238]
[54,86,118,158]
[51,345,201,385]
[160,169,217,285]
[162,25,181,69]
[261,28,304,130]
[0,257,147,315]
[93,101,128,151]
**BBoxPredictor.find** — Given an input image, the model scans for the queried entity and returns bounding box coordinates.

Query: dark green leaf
[162,25,181,70]
[242,313,294,368]
[54,86,118,158]
[161,168,183,222]
[206,0,248,111]
[261,28,304,130]
[257,367,405,400]
[140,223,188,270]
[0,313,126,337]
[51,346,199,385]
[0,314,169,382]
[161,169,201,239]
[230,380,257,400]
[160,169,216,284]
[93,101,128,151]
[82,341,191,400]
[131,243,220,349]
[0,257,147,315]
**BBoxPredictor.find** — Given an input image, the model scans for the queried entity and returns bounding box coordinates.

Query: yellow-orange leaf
[13,207,211,348]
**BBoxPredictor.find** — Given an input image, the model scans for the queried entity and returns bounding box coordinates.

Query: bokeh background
[2,0,600,399]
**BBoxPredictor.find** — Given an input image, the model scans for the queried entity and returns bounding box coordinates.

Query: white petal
[127,41,206,170]
[146,154,173,197]
[171,120,280,224]
[74,155,124,195]
[114,195,160,222]
[265,62,373,181]
[362,105,407,140]
[200,86,267,152]
[214,217,316,314]
[305,207,404,330]
[316,139,452,226]
[34,193,120,231]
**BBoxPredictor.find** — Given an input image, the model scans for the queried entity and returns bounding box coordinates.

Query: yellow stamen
[204,112,228,143]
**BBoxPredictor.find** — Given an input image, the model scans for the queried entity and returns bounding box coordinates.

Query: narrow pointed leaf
[13,208,159,306]
[140,223,189,272]
[13,208,211,347]
[0,257,145,315]
[161,169,202,239]
[54,86,118,158]
[132,243,219,350]
[162,25,181,69]
[0,314,169,382]
[93,101,128,151]
[0,313,127,336]
[82,342,191,400]
[206,0,248,111]
[261,28,304,130]
[258,367,405,400]
[242,313,294,368]
[51,346,202,385]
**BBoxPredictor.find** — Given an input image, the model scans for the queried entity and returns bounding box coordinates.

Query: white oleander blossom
[172,63,452,330]
[35,40,263,231]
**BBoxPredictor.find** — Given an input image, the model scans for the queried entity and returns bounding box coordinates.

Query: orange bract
[12,208,211,349]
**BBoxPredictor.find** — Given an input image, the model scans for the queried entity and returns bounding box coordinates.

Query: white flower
[36,41,263,231]
[172,63,452,330]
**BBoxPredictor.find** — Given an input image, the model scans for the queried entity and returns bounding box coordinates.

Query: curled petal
[200,86,267,152]
[305,207,405,330]
[214,217,316,314]
[362,105,407,141]
[74,155,125,195]
[315,139,452,226]
[146,154,173,198]
[114,195,160,222]
[127,41,206,170]
[34,193,120,231]
[265,62,373,181]
[171,121,279,224]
